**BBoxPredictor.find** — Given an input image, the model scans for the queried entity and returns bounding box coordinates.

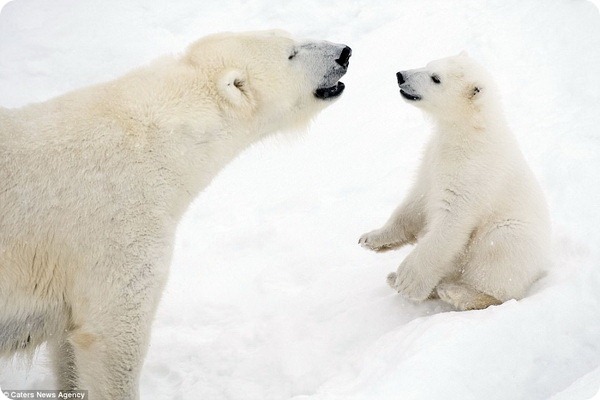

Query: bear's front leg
[359,187,426,252]
[386,196,480,302]
[69,254,169,400]
[387,249,441,301]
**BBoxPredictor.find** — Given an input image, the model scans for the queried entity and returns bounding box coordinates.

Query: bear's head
[395,52,495,121]
[184,30,351,133]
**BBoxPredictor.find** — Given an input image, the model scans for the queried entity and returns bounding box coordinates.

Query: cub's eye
[288,49,298,60]
[431,75,441,84]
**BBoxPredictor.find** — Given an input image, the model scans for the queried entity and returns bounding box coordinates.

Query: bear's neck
[432,101,505,136]
[102,71,272,222]
[158,124,266,220]
[430,103,513,157]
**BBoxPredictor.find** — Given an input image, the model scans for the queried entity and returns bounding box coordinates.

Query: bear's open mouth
[400,89,421,101]
[315,82,345,100]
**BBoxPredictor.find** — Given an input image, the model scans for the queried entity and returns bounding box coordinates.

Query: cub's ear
[469,85,482,100]
[458,50,469,58]
[218,69,248,106]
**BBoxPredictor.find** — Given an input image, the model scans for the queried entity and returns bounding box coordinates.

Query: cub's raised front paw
[358,229,404,252]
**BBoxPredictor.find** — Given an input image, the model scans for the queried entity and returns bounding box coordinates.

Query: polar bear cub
[0,30,350,399]
[359,52,551,311]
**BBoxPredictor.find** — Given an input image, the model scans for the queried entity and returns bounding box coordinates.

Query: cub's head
[185,30,351,132]
[396,52,495,120]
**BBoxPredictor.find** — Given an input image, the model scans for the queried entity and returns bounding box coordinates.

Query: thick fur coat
[360,53,551,310]
[0,30,350,398]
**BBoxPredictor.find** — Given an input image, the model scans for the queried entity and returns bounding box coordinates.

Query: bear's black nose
[336,46,352,68]
[396,72,405,85]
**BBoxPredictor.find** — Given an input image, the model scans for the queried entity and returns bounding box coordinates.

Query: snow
[1,0,600,399]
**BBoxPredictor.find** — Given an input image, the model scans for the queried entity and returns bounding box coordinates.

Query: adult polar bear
[0,30,351,398]
[360,53,550,311]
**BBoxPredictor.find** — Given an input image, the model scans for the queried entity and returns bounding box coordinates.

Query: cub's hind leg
[459,220,547,304]
[435,281,501,311]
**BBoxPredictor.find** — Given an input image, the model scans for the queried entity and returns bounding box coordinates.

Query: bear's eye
[431,75,441,84]
[288,49,298,60]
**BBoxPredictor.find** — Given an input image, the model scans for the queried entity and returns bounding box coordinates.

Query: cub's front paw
[358,229,404,252]
[388,252,438,302]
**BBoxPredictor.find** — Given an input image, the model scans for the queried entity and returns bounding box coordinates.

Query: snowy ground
[1,0,600,399]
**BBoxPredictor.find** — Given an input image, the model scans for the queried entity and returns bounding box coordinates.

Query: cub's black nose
[396,72,405,85]
[336,46,352,68]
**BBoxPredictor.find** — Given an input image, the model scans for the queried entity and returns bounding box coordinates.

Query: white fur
[0,30,348,398]
[359,53,551,310]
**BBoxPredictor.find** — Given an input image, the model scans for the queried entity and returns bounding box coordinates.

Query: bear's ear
[218,69,248,106]
[469,85,482,100]
[458,50,469,58]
